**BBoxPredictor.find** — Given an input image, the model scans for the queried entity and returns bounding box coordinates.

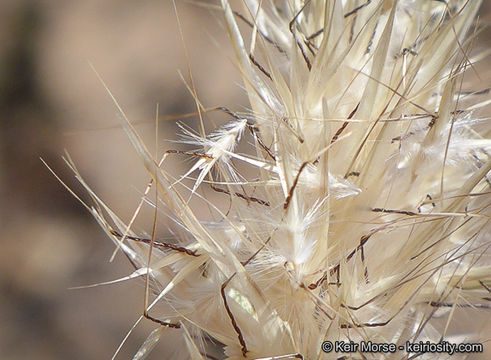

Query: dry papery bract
[65,0,490,359]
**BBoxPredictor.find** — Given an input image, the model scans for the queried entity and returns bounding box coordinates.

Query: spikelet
[70,1,490,359]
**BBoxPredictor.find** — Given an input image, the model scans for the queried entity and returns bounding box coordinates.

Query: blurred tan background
[0,1,489,359]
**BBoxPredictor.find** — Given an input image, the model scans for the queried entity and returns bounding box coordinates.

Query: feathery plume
[64,1,490,359]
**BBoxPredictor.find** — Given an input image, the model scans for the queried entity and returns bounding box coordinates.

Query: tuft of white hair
[72,1,490,359]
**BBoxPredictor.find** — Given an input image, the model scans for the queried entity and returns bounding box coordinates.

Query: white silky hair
[75,1,490,359]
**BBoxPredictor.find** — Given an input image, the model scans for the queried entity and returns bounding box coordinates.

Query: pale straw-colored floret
[63,0,490,359]
[176,119,248,191]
